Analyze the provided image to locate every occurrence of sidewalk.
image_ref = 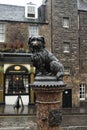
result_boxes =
[0,105,87,130]
[0,105,87,116]
[0,116,37,130]
[61,107,87,115]
[0,105,36,116]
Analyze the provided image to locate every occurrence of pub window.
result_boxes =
[80,84,85,101]
[0,23,5,42]
[63,17,69,28]
[29,25,39,37]
[5,75,29,94]
[63,42,70,53]
[5,65,30,95]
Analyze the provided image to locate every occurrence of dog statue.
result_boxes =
[28,36,64,80]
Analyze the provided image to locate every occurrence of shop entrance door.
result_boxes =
[62,89,72,108]
[4,65,30,105]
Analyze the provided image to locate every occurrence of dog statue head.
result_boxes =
[28,36,45,52]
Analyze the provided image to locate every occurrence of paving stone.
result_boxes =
[0,105,87,130]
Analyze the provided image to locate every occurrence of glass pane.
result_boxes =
[28,6,35,14]
[29,26,38,36]
[0,24,5,42]
[80,84,85,100]
[5,75,29,94]
[0,35,4,42]
[63,17,69,28]
[63,43,70,52]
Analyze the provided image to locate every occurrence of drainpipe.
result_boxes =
[51,0,53,53]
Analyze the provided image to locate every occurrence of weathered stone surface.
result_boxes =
[32,76,65,130]
[32,76,65,88]
[45,0,80,107]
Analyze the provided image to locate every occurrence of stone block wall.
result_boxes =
[45,0,80,107]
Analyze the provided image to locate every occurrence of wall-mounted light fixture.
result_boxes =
[14,66,21,71]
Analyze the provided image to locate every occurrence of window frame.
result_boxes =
[63,42,70,53]
[0,23,5,42]
[63,17,69,28]
[80,84,86,101]
[29,25,39,37]
[25,4,37,19]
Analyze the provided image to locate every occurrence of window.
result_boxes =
[5,65,30,95]
[0,23,5,42]
[29,25,39,36]
[64,67,70,75]
[80,84,85,100]
[63,42,70,53]
[27,6,35,17]
[5,75,28,94]
[25,3,37,19]
[63,17,69,28]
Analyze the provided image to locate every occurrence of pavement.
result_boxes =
[0,105,87,130]
[0,105,36,116]
[0,116,37,130]
[0,104,87,116]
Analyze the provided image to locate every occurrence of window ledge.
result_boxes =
[63,51,70,53]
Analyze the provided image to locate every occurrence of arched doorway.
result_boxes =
[4,64,30,105]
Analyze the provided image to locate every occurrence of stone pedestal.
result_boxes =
[32,76,65,130]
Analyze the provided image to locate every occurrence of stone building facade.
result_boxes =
[43,0,87,108]
[78,0,87,106]
[0,3,50,106]
[0,0,87,108]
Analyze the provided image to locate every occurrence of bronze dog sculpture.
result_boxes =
[28,36,64,80]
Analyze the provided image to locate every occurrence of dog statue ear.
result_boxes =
[28,37,32,45]
[40,37,45,44]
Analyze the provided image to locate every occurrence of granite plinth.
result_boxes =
[31,76,65,130]
[32,76,66,88]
